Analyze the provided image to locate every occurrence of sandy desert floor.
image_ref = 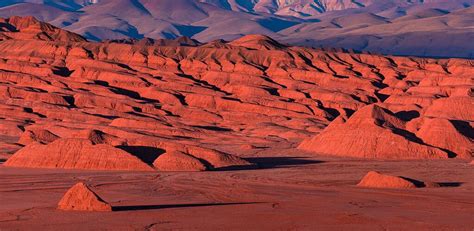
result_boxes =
[1,146,473,231]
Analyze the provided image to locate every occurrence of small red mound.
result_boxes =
[357,171,419,189]
[153,151,208,171]
[57,182,112,212]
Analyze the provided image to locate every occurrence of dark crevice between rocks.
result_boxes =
[117,146,166,165]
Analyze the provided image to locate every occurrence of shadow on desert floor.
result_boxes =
[214,157,324,171]
[112,202,265,211]
[436,182,463,187]
[398,176,464,188]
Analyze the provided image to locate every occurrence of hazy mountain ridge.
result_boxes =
[0,0,473,58]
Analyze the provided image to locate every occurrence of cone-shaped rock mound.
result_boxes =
[357,171,433,189]
[298,104,449,159]
[57,182,112,212]
[416,118,473,158]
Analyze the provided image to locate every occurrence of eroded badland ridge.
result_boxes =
[0,16,472,170]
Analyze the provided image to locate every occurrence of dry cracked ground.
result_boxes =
[0,16,473,230]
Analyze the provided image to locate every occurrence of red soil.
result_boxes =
[1,155,473,230]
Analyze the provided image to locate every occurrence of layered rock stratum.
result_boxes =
[0,16,472,171]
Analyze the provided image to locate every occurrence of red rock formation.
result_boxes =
[76,129,127,146]
[57,182,112,212]
[4,139,155,171]
[416,118,473,158]
[153,152,208,171]
[357,171,419,189]
[0,16,86,42]
[424,97,474,121]
[299,105,449,159]
[18,129,59,145]
[0,17,471,164]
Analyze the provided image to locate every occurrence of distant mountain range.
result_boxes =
[0,0,473,58]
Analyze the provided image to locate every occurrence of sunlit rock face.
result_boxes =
[0,16,472,172]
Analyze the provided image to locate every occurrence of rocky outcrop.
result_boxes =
[4,139,155,171]
[0,16,86,42]
[7,130,251,171]
[76,129,127,146]
[18,129,59,145]
[298,105,449,159]
[0,17,471,164]
[153,152,208,171]
[416,118,473,158]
